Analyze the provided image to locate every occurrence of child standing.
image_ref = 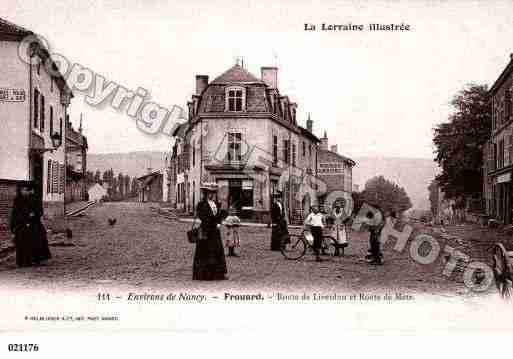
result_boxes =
[223,207,241,257]
[304,205,325,262]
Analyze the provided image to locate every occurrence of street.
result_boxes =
[0,202,502,297]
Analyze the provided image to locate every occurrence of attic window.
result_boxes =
[226,86,245,112]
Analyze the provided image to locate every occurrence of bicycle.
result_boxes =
[280,228,345,260]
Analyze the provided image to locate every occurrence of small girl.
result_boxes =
[223,207,241,257]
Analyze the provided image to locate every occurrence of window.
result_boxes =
[50,106,54,136]
[292,142,296,166]
[52,161,58,193]
[226,87,244,112]
[309,143,312,158]
[37,62,40,75]
[192,140,195,167]
[506,89,512,122]
[47,160,52,193]
[33,89,39,128]
[283,139,290,164]
[499,139,505,169]
[510,135,513,167]
[493,143,498,171]
[40,95,45,132]
[227,132,242,162]
[60,117,63,138]
[273,135,278,165]
[241,180,254,208]
[302,141,306,157]
[51,78,54,92]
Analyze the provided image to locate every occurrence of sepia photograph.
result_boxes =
[1,0,513,356]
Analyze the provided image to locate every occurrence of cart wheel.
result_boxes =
[492,243,513,299]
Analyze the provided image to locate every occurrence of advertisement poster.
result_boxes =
[1,0,513,357]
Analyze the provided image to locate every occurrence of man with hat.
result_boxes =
[270,189,289,251]
[192,182,228,280]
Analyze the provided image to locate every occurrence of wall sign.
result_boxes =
[318,162,345,175]
[0,88,26,102]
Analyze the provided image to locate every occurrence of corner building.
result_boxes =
[170,63,322,222]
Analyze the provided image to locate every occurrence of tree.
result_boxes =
[428,180,439,217]
[85,170,95,185]
[361,175,412,214]
[433,83,491,200]
[131,178,138,197]
[124,175,131,198]
[117,173,124,197]
[94,170,101,183]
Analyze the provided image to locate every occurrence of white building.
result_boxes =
[87,183,108,202]
[0,18,72,225]
[169,63,321,222]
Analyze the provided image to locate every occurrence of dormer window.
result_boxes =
[226,86,245,112]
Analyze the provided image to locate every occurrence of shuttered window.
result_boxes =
[47,160,52,193]
[59,164,65,194]
[33,89,39,128]
[52,161,59,193]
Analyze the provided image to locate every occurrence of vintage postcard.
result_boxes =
[1,0,513,356]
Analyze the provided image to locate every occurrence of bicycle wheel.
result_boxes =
[322,236,339,256]
[281,234,307,260]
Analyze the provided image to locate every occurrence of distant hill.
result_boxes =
[87,152,439,210]
[88,151,169,178]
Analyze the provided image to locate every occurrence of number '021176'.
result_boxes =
[8,344,39,352]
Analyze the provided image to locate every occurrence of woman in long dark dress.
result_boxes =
[31,190,51,265]
[9,182,40,267]
[192,183,228,280]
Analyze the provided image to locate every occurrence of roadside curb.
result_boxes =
[66,201,96,217]
[176,218,303,229]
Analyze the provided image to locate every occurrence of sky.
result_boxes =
[4,0,513,159]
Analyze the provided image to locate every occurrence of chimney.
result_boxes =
[320,131,329,151]
[331,145,338,153]
[261,67,278,89]
[195,75,209,96]
[306,113,313,132]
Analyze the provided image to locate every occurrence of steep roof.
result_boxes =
[0,17,31,38]
[489,55,513,96]
[319,149,356,166]
[211,64,264,84]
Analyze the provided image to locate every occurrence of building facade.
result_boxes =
[65,115,88,203]
[0,18,72,227]
[169,63,321,222]
[485,54,513,224]
[137,169,167,203]
[317,131,355,212]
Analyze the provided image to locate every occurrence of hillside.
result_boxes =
[87,152,439,210]
[88,151,169,178]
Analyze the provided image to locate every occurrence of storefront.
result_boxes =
[495,172,512,224]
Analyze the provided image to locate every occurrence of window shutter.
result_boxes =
[59,164,65,194]
[47,160,52,193]
[52,162,58,193]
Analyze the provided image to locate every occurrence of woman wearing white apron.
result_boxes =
[331,204,349,256]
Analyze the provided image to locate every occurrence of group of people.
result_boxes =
[9,182,51,268]
[271,190,351,262]
[192,183,395,281]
